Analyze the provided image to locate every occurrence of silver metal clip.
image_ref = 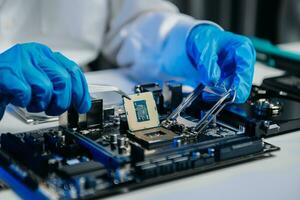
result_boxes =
[162,84,236,135]
[165,84,205,122]
[193,88,236,134]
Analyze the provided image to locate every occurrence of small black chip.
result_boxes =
[57,161,106,178]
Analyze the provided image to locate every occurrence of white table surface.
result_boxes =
[1,62,300,200]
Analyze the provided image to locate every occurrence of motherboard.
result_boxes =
[0,82,280,199]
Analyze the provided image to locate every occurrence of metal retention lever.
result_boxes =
[162,84,236,135]
[165,84,205,122]
[193,89,236,134]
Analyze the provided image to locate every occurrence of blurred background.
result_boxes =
[167,0,300,44]
[90,0,300,71]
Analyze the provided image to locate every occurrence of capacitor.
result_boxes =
[208,148,215,157]
[124,138,129,147]
[110,134,118,146]
[117,137,125,147]
[253,98,282,116]
[191,151,201,160]
[173,139,182,147]
[118,147,127,154]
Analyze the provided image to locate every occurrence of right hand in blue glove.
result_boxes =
[186,24,256,103]
[0,43,91,118]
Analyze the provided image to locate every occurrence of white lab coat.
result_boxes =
[0,0,217,82]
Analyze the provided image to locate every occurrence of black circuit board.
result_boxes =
[0,83,283,199]
[0,124,279,199]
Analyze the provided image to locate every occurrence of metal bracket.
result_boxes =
[162,84,236,136]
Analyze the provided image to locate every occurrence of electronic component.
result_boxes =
[123,92,159,131]
[128,127,180,148]
[57,160,106,178]
[162,84,235,135]
[262,75,300,101]
[163,80,183,110]
[59,99,103,129]
[0,82,283,200]
[81,99,103,129]
[66,129,130,169]
[253,98,282,116]
[221,85,300,137]
[0,150,38,189]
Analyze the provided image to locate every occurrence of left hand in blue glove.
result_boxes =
[0,43,91,117]
[186,24,256,103]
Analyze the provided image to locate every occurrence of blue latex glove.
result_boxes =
[0,43,91,118]
[186,24,256,103]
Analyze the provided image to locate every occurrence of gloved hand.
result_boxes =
[186,24,256,103]
[0,42,91,118]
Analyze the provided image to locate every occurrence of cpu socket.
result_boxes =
[128,127,180,148]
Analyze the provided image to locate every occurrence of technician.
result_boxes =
[0,0,255,119]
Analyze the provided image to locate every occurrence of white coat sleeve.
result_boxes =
[102,0,220,82]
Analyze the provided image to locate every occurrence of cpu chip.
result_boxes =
[134,100,150,122]
[123,92,159,131]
